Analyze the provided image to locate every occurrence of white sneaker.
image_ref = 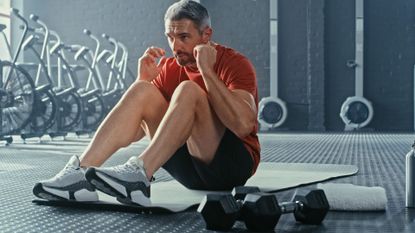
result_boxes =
[33,155,98,202]
[85,156,151,206]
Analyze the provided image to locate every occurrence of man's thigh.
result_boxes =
[185,84,226,164]
[132,82,169,141]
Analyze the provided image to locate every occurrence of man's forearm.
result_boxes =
[201,70,256,137]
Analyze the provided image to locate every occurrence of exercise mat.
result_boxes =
[33,162,358,213]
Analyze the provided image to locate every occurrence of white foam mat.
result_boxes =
[98,162,358,212]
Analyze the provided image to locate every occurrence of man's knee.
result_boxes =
[123,80,165,105]
[171,81,205,103]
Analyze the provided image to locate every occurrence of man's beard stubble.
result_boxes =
[175,52,196,66]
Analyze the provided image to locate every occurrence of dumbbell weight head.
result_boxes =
[293,189,329,224]
[233,187,283,231]
[241,193,281,232]
[232,186,261,202]
[197,194,240,231]
[198,186,276,231]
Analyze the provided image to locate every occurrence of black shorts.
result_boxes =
[162,129,254,191]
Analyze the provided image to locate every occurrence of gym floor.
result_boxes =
[1,132,415,233]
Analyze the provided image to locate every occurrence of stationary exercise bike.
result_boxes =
[0,23,35,144]
[11,9,58,140]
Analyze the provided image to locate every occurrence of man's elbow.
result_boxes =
[234,115,256,138]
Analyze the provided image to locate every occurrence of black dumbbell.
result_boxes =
[197,186,330,231]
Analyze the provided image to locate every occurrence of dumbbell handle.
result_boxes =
[237,197,304,215]
[279,201,304,213]
[236,194,304,214]
[235,199,244,208]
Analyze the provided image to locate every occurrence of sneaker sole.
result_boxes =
[33,183,98,202]
[85,168,151,206]
[33,183,68,201]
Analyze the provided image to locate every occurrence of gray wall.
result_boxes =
[11,0,269,102]
[10,0,415,131]
[203,0,269,102]
[12,0,177,73]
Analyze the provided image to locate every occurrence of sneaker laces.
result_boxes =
[112,162,140,174]
[113,157,155,182]
[53,162,80,181]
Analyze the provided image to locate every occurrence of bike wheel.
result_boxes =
[1,61,35,135]
[57,90,83,131]
[83,92,105,130]
[31,88,57,131]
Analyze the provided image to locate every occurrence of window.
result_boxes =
[0,0,11,60]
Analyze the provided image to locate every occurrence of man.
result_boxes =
[33,0,260,206]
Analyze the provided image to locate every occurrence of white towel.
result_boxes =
[316,183,387,211]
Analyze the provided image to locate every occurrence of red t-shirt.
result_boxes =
[152,44,260,174]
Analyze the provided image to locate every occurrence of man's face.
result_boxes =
[165,19,209,67]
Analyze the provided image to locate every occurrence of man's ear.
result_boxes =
[202,27,213,43]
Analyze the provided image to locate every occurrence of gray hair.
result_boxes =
[164,0,211,32]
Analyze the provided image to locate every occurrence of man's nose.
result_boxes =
[171,39,180,53]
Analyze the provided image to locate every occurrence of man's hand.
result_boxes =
[138,46,167,82]
[193,43,217,75]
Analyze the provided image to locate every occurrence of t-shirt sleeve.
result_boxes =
[223,55,257,95]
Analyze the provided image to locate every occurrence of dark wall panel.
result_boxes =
[324,0,415,131]
[365,0,415,131]
[324,0,355,130]
[279,0,309,130]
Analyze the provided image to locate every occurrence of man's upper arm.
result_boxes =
[225,55,258,115]
[225,55,257,92]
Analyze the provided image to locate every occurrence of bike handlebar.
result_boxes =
[10,8,29,63]
[30,14,49,33]
[11,8,28,26]
[83,29,101,68]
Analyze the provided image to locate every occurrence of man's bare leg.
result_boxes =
[139,81,226,178]
[79,81,168,167]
